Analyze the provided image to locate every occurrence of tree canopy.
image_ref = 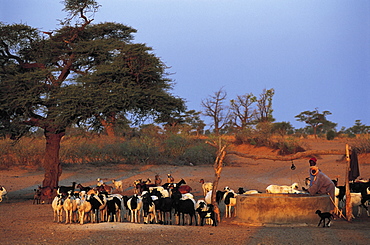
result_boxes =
[0,0,185,188]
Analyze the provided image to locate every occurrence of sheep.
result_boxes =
[199,179,213,196]
[266,183,299,194]
[112,179,123,192]
[0,186,8,202]
[63,191,78,224]
[127,194,143,223]
[52,194,64,223]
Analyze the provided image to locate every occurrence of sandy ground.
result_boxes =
[0,138,369,245]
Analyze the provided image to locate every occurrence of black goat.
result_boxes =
[87,193,107,223]
[142,191,157,224]
[106,196,122,222]
[171,188,197,226]
[196,202,217,226]
[315,210,333,227]
[57,182,76,196]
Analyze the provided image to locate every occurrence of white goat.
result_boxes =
[0,186,8,202]
[52,194,64,223]
[266,183,299,194]
[127,194,143,223]
[63,191,78,224]
[341,193,370,218]
[77,193,92,225]
[199,179,213,196]
[112,179,123,192]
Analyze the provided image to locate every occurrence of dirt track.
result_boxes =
[1,139,369,244]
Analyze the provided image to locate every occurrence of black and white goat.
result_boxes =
[141,191,158,224]
[87,193,107,223]
[52,194,64,223]
[127,194,143,223]
[196,201,217,226]
[106,194,123,222]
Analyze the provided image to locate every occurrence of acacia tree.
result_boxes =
[229,93,257,129]
[202,88,230,135]
[0,0,184,189]
[295,108,333,138]
[255,88,275,123]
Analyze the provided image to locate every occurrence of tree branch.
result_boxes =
[227,149,345,161]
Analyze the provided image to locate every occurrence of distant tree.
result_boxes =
[273,121,294,136]
[345,120,370,135]
[255,88,275,123]
[229,93,257,129]
[202,88,230,135]
[295,108,333,138]
[0,0,184,189]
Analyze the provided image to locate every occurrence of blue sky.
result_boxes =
[1,0,369,130]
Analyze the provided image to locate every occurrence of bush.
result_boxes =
[326,130,336,140]
[273,138,306,155]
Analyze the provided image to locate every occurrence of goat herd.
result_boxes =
[2,174,369,227]
[35,174,248,226]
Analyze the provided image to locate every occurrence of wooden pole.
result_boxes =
[345,143,352,221]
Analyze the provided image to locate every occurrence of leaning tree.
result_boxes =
[0,0,185,189]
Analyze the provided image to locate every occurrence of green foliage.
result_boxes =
[181,143,216,165]
[326,130,336,140]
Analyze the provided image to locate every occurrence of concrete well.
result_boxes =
[235,193,332,225]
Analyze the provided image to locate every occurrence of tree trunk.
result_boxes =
[345,144,352,221]
[100,118,116,138]
[42,129,65,189]
[209,143,227,223]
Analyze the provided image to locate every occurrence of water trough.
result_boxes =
[235,193,332,226]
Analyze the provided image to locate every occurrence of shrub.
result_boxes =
[326,130,336,140]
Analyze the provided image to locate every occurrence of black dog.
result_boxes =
[315,210,333,227]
